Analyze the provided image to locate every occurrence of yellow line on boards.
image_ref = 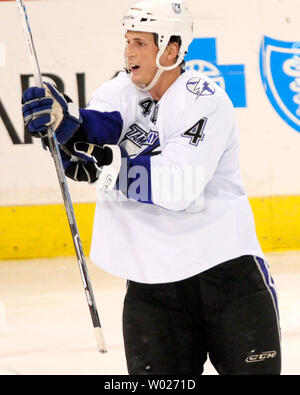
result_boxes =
[249,195,300,252]
[0,196,299,259]
[0,203,95,259]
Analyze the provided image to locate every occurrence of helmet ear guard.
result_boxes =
[122,0,194,91]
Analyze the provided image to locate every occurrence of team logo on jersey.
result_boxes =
[171,3,181,14]
[124,124,159,147]
[186,77,215,99]
[260,36,300,133]
[120,124,161,158]
[124,124,148,147]
[184,38,247,108]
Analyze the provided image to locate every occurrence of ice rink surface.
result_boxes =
[0,250,299,376]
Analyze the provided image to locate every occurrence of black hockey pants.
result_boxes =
[122,255,281,375]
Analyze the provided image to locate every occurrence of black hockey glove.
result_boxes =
[64,142,121,191]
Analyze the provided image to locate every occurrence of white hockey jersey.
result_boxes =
[86,70,265,284]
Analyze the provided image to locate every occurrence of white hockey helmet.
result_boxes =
[122,0,194,91]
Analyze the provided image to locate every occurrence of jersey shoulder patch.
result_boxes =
[186,76,216,99]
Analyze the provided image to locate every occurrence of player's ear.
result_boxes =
[166,41,180,63]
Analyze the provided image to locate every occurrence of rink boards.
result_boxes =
[0,0,299,258]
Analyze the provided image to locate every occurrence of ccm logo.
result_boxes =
[246,351,277,363]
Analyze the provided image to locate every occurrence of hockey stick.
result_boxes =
[16,0,107,353]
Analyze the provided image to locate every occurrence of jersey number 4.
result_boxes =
[182,117,207,146]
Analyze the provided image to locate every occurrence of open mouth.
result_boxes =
[130,65,141,73]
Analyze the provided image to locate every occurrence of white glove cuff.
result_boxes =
[96,145,121,192]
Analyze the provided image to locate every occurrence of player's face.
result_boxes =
[124,31,159,87]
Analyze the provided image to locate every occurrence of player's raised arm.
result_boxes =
[21,80,124,189]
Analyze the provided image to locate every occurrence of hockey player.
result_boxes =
[21,0,281,375]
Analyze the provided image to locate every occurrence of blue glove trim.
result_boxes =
[55,116,81,144]
[22,98,53,122]
[27,114,51,133]
[22,87,45,103]
[21,83,82,144]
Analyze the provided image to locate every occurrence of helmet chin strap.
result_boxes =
[132,49,184,92]
[136,67,164,92]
